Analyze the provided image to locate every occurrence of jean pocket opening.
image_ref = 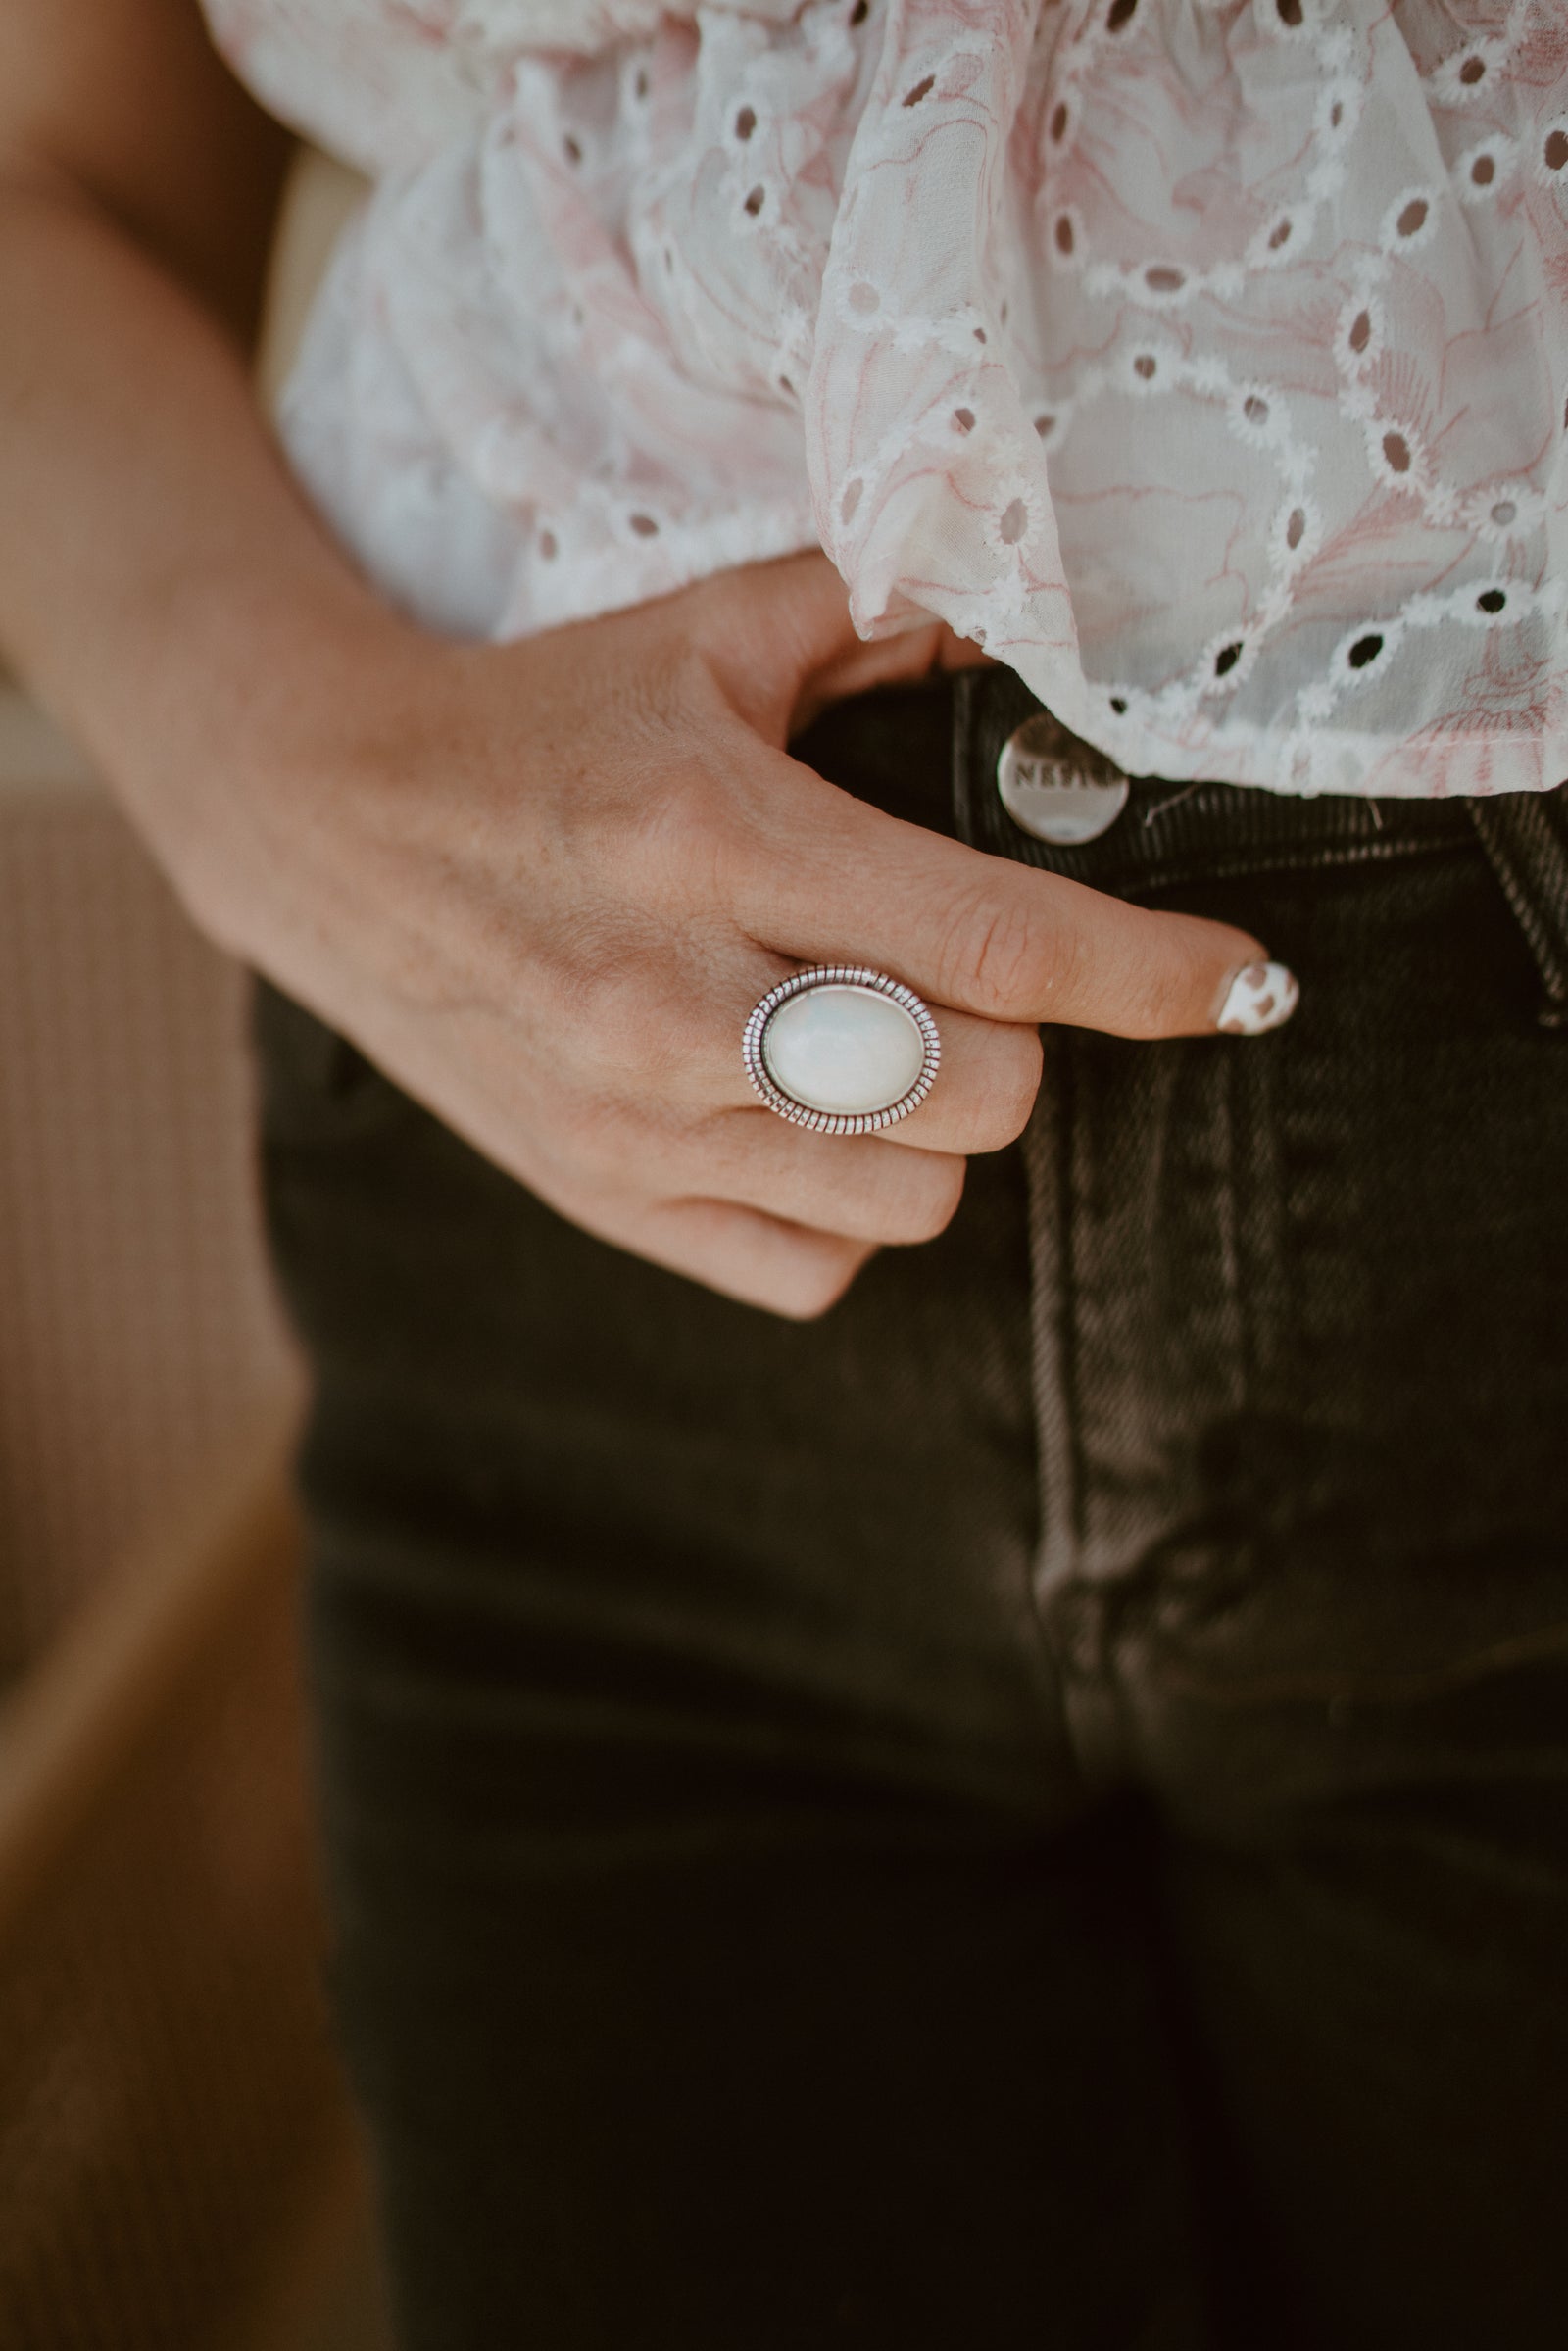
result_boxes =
[1467,792,1568,1030]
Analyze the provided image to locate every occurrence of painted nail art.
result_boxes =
[1214,960,1299,1035]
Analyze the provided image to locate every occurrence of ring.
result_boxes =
[742,965,941,1134]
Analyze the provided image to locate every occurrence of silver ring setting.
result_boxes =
[742,965,941,1135]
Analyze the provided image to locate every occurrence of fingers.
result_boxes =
[562,1125,952,1317]
[729,750,1298,1043]
[625,1196,876,1320]
[875,1008,1042,1154]
[693,553,985,744]
[382,1015,882,1319]
[697,948,1041,1157]
[690,1112,968,1246]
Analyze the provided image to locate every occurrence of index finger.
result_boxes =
[732,751,1298,1041]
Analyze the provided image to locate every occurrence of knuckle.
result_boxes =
[938,886,1044,1016]
[614,758,732,906]
[555,947,691,1086]
[903,1157,966,1242]
[939,885,1083,1020]
[612,976,692,1084]
[560,1091,643,1187]
[867,1157,965,1246]
[983,1029,1044,1144]
[777,1243,869,1320]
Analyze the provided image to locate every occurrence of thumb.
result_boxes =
[695,551,986,743]
[792,605,993,736]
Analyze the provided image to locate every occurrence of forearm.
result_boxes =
[0,172,409,928]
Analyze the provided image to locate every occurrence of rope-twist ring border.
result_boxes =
[742,965,941,1135]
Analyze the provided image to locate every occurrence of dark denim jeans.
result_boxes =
[255,670,1568,2351]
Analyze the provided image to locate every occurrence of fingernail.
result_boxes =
[1214,960,1299,1036]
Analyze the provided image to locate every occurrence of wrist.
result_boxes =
[111,559,446,957]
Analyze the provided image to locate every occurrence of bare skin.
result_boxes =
[0,0,1287,1317]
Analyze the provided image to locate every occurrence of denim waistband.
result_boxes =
[792,668,1568,1026]
[955,669,1568,1027]
[956,668,1475,885]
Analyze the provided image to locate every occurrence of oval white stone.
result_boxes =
[761,984,927,1116]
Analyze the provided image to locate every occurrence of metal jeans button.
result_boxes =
[996,712,1130,845]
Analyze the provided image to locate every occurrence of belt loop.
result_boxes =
[950,669,988,851]
[1467,790,1568,1028]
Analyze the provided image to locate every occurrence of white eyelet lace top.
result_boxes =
[206,0,1568,797]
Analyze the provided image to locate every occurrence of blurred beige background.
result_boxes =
[0,149,393,2350]
[0,146,364,1661]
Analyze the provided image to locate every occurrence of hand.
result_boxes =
[201,554,1290,1318]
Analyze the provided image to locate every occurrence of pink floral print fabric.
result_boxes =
[207,0,1568,795]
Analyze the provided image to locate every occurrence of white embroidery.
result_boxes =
[203,0,1568,798]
